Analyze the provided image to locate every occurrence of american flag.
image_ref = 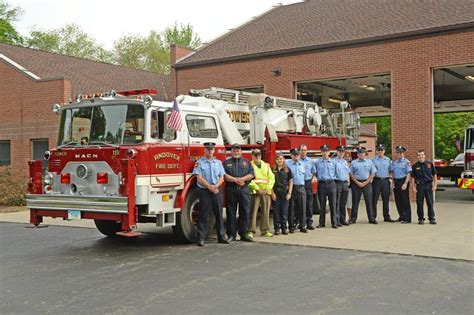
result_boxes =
[166,99,183,131]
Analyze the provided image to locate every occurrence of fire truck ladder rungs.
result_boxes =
[189,87,319,111]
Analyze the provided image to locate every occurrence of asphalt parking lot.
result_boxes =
[1,222,473,315]
[0,179,472,314]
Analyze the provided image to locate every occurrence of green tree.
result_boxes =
[113,23,200,74]
[114,31,169,74]
[27,24,113,63]
[162,22,201,49]
[0,1,24,45]
[434,112,474,161]
[113,34,147,70]
[362,112,474,160]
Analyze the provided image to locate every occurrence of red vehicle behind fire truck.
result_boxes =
[26,88,360,242]
[458,125,474,192]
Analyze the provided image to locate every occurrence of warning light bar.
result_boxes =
[116,89,158,96]
[75,89,158,102]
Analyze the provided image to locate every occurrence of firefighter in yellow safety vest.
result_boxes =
[247,148,275,238]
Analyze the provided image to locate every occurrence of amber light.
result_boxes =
[60,173,71,184]
[97,172,108,184]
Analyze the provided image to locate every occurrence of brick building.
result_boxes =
[171,0,474,161]
[0,43,169,173]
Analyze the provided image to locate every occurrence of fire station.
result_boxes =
[170,0,474,161]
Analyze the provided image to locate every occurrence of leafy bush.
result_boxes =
[0,166,27,206]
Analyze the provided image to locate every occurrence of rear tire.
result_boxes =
[94,220,122,237]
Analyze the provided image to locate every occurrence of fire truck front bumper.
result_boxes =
[26,194,129,214]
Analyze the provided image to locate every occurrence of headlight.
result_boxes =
[43,172,53,185]
[76,164,89,179]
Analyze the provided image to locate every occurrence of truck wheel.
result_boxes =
[94,220,122,237]
[173,188,215,243]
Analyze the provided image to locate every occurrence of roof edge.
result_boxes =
[177,2,287,64]
[0,53,41,80]
[0,43,168,78]
[175,21,474,69]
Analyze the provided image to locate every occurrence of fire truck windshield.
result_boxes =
[58,104,145,146]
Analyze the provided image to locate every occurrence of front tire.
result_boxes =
[94,220,122,237]
[173,188,215,243]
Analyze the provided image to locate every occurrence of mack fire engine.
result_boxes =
[26,87,360,242]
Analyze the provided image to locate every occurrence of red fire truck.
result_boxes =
[26,87,360,242]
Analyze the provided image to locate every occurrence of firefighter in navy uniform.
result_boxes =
[192,142,229,247]
[271,152,293,235]
[411,150,438,225]
[223,143,255,242]
[391,145,412,223]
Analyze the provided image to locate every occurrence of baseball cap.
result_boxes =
[320,144,330,151]
[396,145,406,153]
[203,142,216,149]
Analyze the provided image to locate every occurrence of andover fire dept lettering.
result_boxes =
[75,153,98,159]
[155,164,179,169]
[153,152,180,161]
[154,152,180,170]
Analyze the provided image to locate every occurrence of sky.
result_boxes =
[11,0,302,49]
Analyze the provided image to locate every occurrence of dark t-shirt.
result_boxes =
[273,167,293,196]
[411,160,436,184]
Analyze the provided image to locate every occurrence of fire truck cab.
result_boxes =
[26,88,360,242]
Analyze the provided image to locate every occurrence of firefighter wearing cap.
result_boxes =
[299,144,317,229]
[286,148,308,233]
[349,147,377,224]
[332,145,351,226]
[371,144,395,222]
[223,144,255,242]
[411,150,437,225]
[192,142,229,246]
[248,149,275,238]
[315,144,338,228]
[391,145,412,223]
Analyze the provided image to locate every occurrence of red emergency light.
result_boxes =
[60,173,71,184]
[116,89,158,96]
[96,172,109,184]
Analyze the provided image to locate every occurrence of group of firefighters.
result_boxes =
[192,142,438,247]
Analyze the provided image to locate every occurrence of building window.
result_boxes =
[0,140,11,166]
[32,139,49,171]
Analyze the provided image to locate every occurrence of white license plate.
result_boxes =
[68,210,81,220]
